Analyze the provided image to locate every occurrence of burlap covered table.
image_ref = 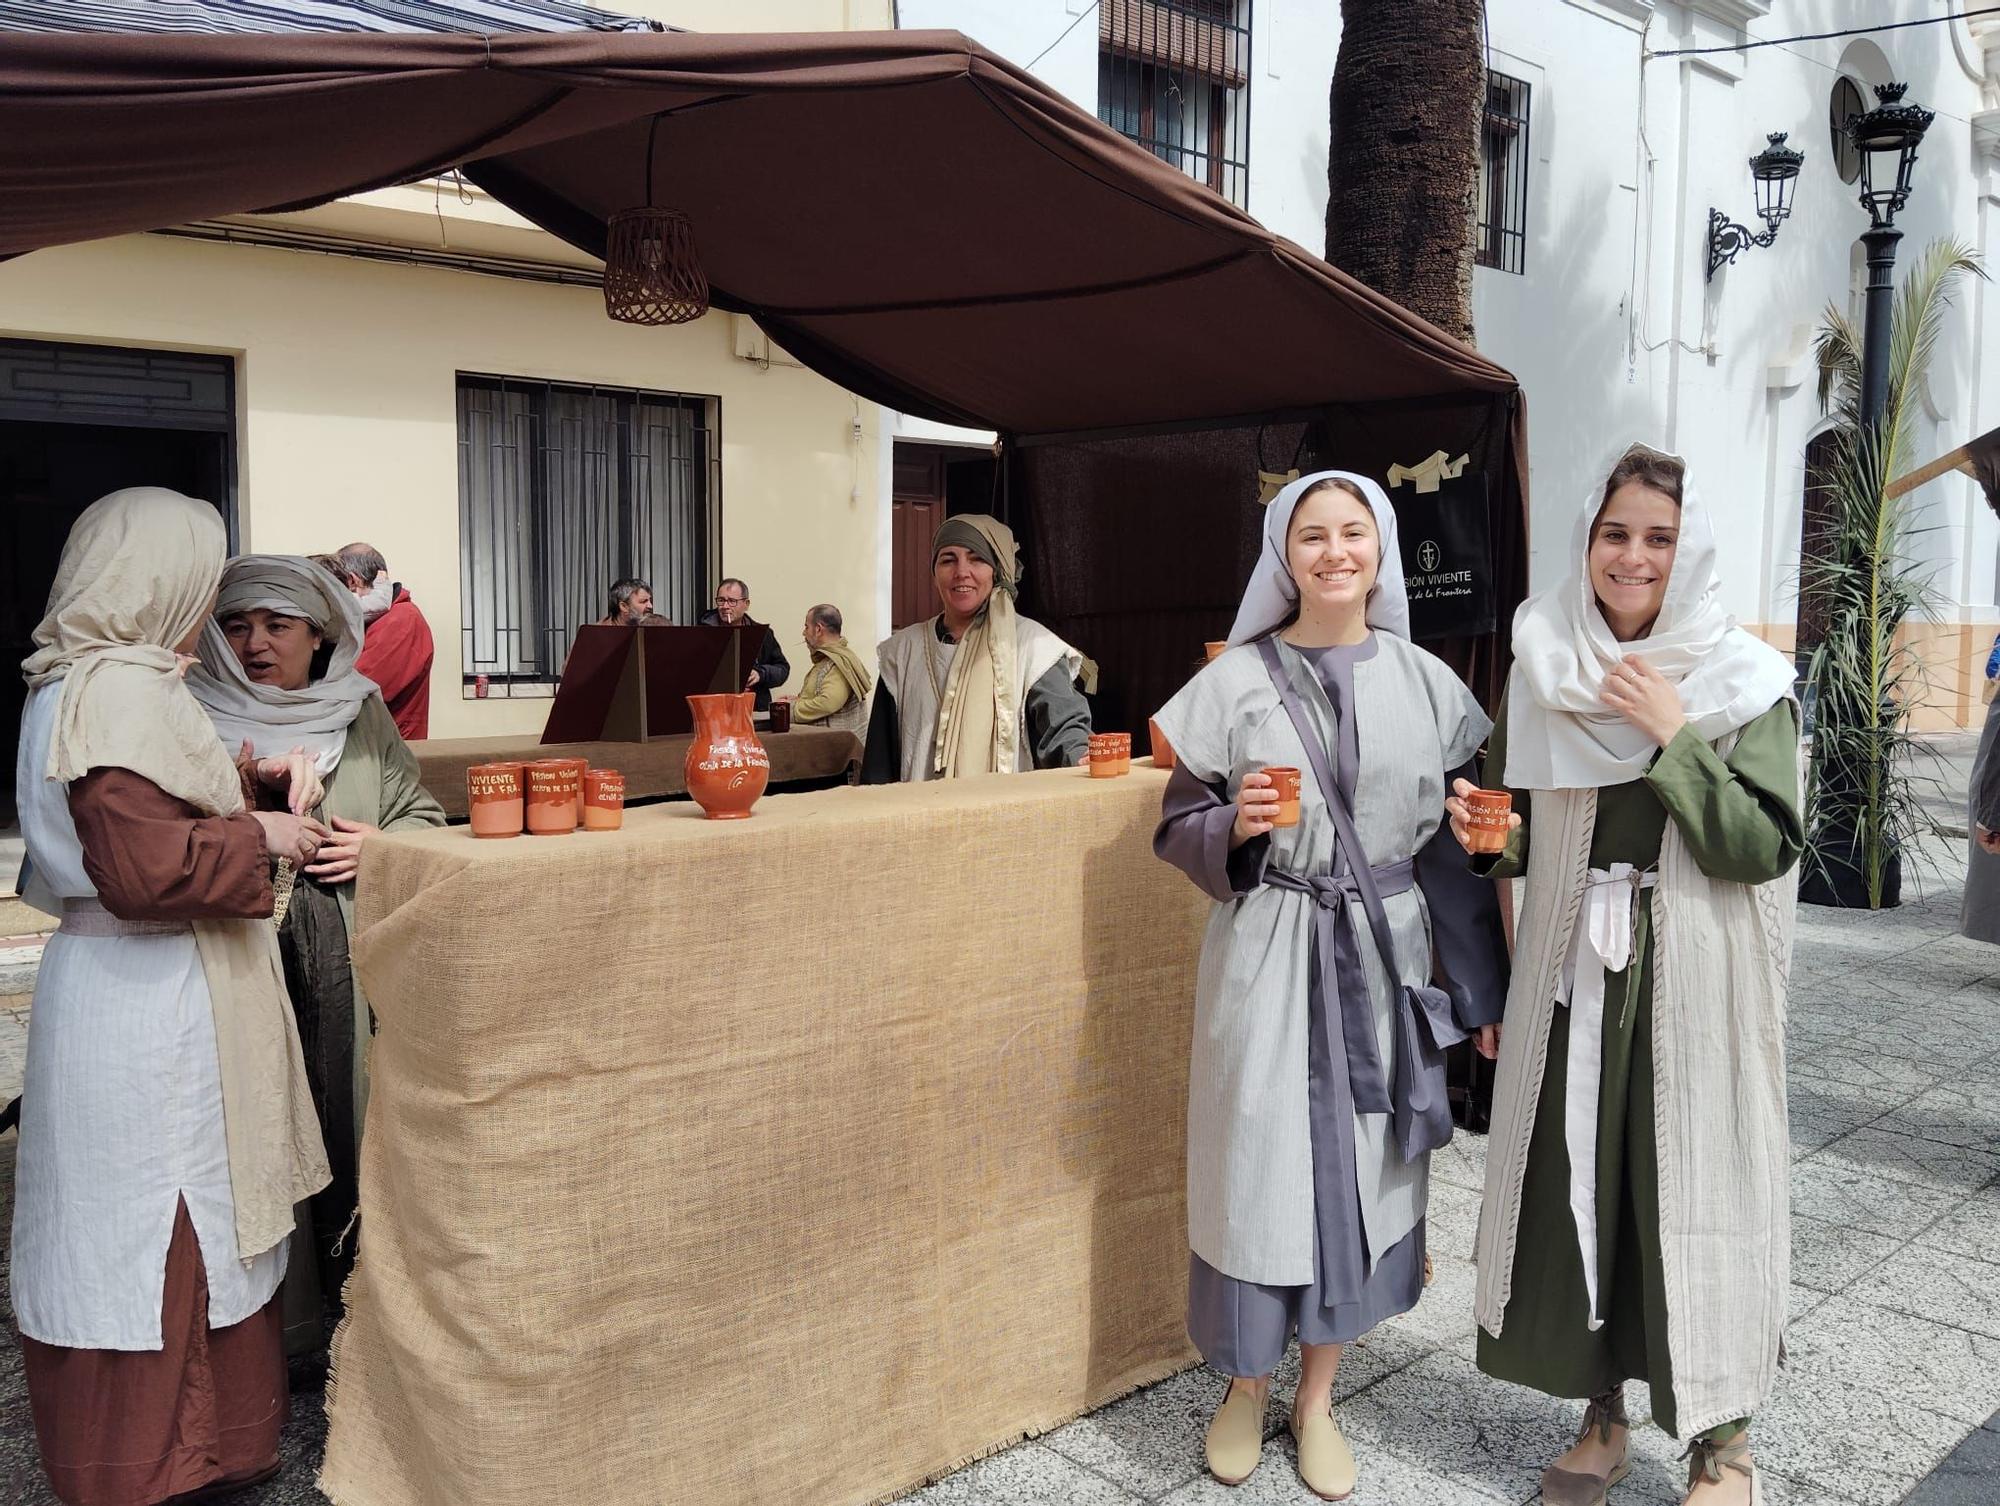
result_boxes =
[410,726,863,818]
[323,764,1205,1506]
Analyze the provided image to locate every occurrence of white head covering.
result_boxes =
[1504,442,1797,790]
[1226,469,1411,645]
[187,554,378,779]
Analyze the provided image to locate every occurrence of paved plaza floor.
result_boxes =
[0,741,1994,1506]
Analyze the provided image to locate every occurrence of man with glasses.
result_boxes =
[698,577,790,713]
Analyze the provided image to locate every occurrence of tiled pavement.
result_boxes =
[0,744,1996,1506]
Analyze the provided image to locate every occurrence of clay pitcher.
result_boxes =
[685,692,770,819]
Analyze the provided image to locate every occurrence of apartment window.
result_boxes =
[456,374,719,694]
[1476,70,1531,276]
[1097,0,1252,209]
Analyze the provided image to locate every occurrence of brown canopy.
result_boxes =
[0,26,1528,722]
[0,28,1518,439]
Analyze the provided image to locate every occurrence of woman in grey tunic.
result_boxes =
[1151,472,1508,1498]
[1961,686,2000,942]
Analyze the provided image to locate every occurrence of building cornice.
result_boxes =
[1687,0,1771,27]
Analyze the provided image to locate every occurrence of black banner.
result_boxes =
[1389,472,1495,640]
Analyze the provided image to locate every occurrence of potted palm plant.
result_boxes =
[1800,240,1983,908]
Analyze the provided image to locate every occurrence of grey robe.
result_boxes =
[1963,690,2000,943]
[1151,634,1506,1287]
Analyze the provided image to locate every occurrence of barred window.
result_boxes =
[456,374,719,695]
[1097,0,1252,209]
[1476,69,1531,276]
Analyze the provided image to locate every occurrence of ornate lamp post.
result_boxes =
[1846,83,1936,428]
[1705,132,1805,280]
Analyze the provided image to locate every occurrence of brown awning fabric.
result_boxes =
[0,28,1517,440]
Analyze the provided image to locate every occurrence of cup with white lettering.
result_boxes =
[1465,789,1514,854]
[1259,766,1301,828]
[467,762,524,839]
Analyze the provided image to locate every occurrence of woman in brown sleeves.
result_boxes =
[13,488,331,1506]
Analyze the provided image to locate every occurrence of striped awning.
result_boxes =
[0,0,662,34]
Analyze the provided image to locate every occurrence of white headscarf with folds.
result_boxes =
[1504,442,1796,790]
[188,555,378,779]
[1226,470,1412,645]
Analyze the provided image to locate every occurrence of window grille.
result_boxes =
[1476,69,1531,276]
[456,373,719,694]
[1097,0,1252,209]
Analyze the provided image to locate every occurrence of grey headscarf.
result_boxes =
[188,554,378,777]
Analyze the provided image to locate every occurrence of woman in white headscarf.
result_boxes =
[861,514,1091,782]
[1452,444,1800,1506]
[1151,472,1508,1499]
[14,489,330,1506]
[188,554,445,1356]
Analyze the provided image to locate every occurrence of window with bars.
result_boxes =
[456,373,720,695]
[1097,0,1252,209]
[1476,69,1531,276]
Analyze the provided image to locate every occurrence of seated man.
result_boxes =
[600,578,654,627]
[697,577,789,712]
[791,604,872,738]
[862,515,1090,783]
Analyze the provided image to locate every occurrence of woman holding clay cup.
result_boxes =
[1459,443,1802,1506]
[1151,471,1509,1499]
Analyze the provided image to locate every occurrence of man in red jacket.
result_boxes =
[334,542,435,741]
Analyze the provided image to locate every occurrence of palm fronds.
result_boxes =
[1803,239,1985,907]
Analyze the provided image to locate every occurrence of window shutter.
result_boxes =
[1099,0,1247,89]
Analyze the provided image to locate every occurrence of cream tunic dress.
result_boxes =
[12,682,285,1349]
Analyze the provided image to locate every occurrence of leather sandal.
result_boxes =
[1289,1401,1357,1501]
[1681,1431,1761,1506]
[1203,1380,1266,1486]
[1540,1389,1631,1505]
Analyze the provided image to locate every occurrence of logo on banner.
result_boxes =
[1418,539,1441,572]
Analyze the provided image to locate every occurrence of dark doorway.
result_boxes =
[2,421,230,824]
[890,441,996,630]
[1796,428,1842,668]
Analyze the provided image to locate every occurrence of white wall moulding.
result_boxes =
[1687,0,1771,29]
[1559,0,1653,29]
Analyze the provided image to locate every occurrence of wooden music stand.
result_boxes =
[541,624,759,743]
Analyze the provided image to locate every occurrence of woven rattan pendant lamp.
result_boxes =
[603,115,709,326]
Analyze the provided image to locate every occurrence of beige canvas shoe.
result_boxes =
[1289,1403,1357,1501]
[1541,1390,1632,1505]
[1203,1381,1266,1486]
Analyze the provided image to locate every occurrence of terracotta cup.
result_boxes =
[558,756,589,827]
[1148,717,1176,770]
[1087,732,1131,778]
[1465,789,1515,854]
[1204,640,1229,663]
[583,769,625,831]
[768,698,793,734]
[1261,766,1302,828]
[466,762,524,839]
[525,759,582,835]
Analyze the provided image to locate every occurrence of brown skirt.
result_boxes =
[20,1198,288,1506]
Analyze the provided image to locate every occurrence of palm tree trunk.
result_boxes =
[1325,0,1485,346]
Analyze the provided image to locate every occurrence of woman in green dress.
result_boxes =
[1449,445,1801,1506]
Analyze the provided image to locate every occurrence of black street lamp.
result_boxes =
[1846,83,1936,428]
[1706,132,1805,280]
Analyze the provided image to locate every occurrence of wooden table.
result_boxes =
[409,725,862,818]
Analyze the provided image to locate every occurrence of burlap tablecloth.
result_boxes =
[410,726,863,818]
[323,764,1204,1506]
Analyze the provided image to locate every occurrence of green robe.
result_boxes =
[1473,695,1802,1437]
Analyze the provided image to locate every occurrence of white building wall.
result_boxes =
[911,0,1999,717]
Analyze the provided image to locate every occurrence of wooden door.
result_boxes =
[892,445,947,630]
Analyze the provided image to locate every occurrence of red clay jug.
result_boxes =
[684,692,770,819]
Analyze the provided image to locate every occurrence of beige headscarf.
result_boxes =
[809,634,875,703]
[931,515,1028,778]
[23,489,330,1264]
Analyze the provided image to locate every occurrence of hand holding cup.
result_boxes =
[1446,776,1520,856]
